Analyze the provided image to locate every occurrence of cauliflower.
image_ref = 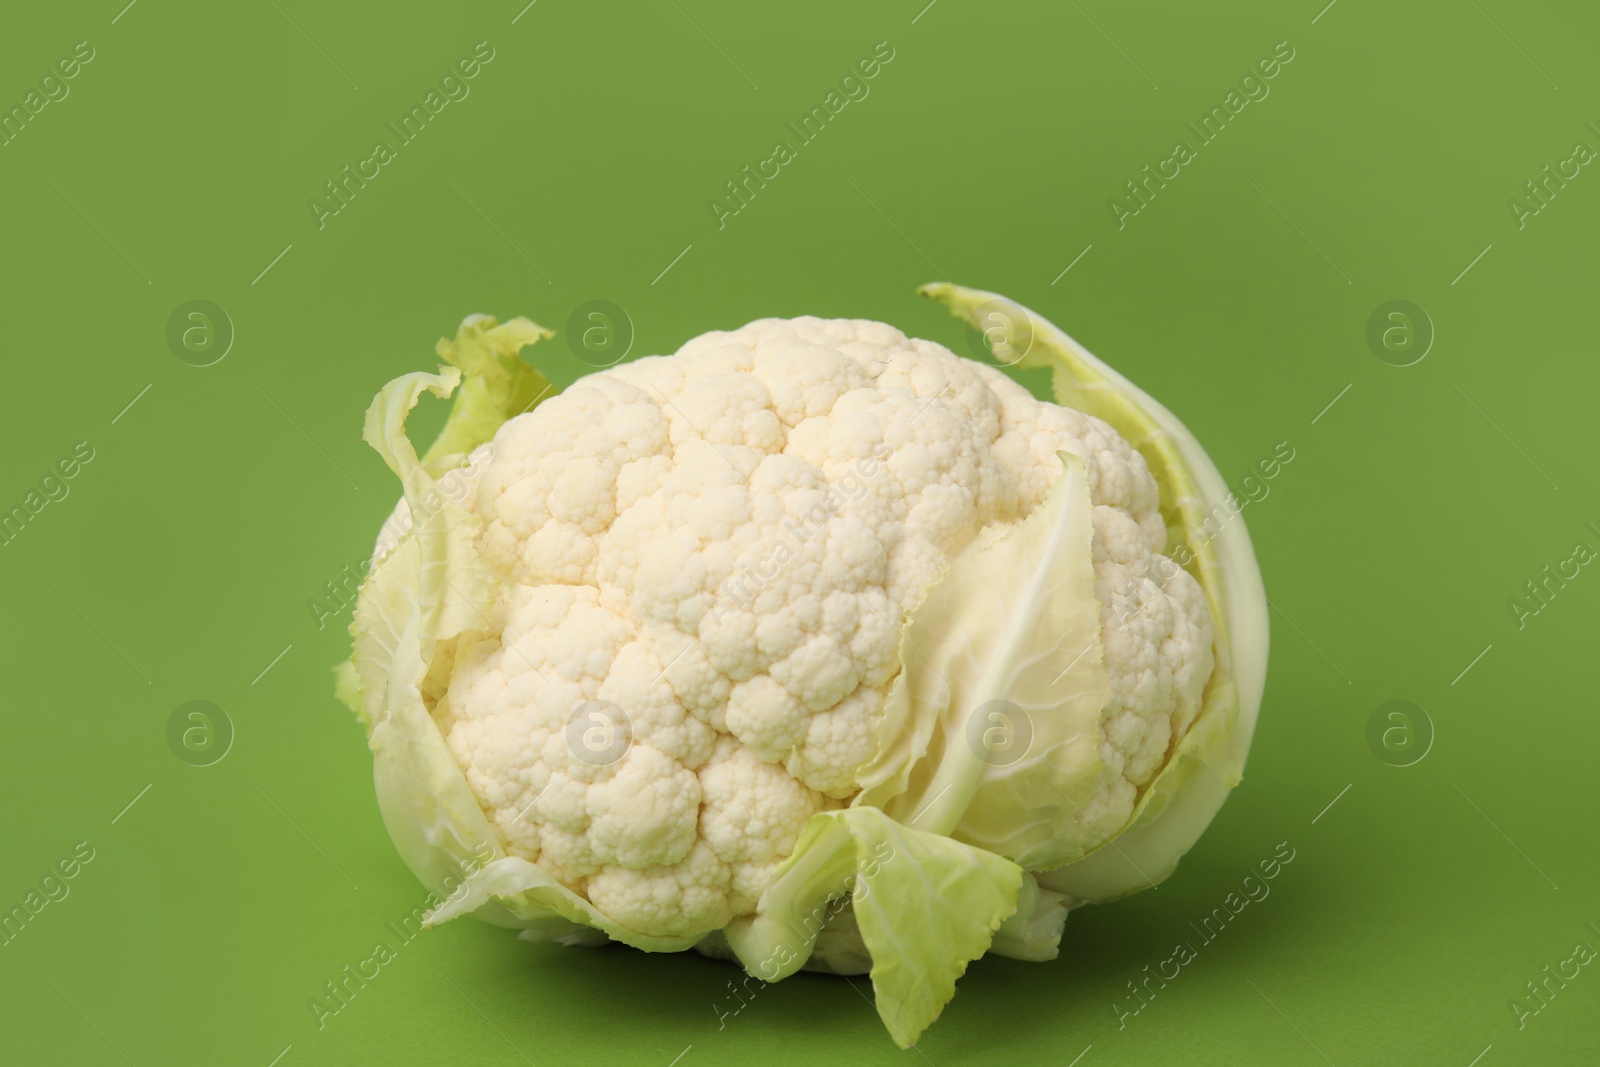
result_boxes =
[340,285,1268,1048]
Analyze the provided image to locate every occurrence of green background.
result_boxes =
[2,0,1596,1063]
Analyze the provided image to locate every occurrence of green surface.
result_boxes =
[2,0,1597,1063]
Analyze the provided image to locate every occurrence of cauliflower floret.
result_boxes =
[432,317,1214,940]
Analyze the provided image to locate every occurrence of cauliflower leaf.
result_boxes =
[722,806,1024,1049]
[920,283,1269,901]
[854,451,1119,871]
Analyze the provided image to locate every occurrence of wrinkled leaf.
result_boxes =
[722,806,1024,1049]
[855,452,1117,871]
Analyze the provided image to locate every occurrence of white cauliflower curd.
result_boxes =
[340,284,1268,1048]
[426,315,1210,937]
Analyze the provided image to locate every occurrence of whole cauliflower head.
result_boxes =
[411,315,1214,939]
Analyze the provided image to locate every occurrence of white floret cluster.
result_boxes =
[426,316,1213,938]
